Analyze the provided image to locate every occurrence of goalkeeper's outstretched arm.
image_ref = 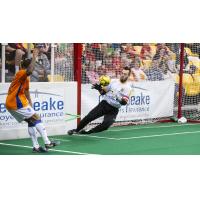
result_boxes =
[91,83,108,95]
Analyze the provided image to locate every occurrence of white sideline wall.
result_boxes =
[0,79,175,140]
[0,82,77,140]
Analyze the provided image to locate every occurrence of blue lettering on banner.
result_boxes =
[128,92,150,105]
[0,115,14,121]
[0,103,6,113]
[33,98,64,111]
[57,101,64,110]
[34,102,40,111]
[118,92,151,114]
[50,98,56,110]
[41,101,48,110]
[0,98,64,113]
[0,97,65,123]
[0,90,65,128]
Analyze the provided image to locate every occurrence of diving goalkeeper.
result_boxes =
[68,66,132,135]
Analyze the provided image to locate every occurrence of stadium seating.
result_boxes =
[47,74,64,82]
[182,74,199,96]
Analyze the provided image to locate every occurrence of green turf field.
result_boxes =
[1,122,200,155]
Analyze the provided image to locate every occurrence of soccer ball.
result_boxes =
[99,75,111,86]
[178,117,187,124]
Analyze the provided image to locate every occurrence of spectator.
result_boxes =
[158,53,177,80]
[5,43,27,74]
[166,43,180,67]
[183,49,189,68]
[34,43,50,55]
[153,43,168,60]
[140,43,152,60]
[111,43,121,50]
[145,59,164,81]
[123,43,136,55]
[156,43,168,52]
[165,51,178,74]
[30,44,51,82]
[130,56,147,82]
[121,52,131,67]
[112,50,121,68]
[85,46,96,68]
[91,43,101,60]
[104,55,113,68]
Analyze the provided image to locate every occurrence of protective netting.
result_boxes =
[54,43,74,81]
[2,43,74,82]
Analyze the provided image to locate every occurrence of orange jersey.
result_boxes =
[6,69,30,110]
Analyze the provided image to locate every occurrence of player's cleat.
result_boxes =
[45,141,59,149]
[67,129,78,135]
[32,146,48,153]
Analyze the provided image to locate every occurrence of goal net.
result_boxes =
[80,43,200,128]
[179,43,200,122]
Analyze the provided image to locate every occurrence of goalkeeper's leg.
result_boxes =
[76,101,106,132]
[68,101,107,135]
[85,113,118,134]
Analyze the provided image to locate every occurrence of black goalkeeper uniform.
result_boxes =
[77,100,119,133]
[75,79,131,134]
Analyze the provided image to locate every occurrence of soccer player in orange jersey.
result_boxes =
[6,49,58,153]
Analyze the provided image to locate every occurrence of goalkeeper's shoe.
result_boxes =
[32,146,48,153]
[79,130,92,135]
[45,141,59,149]
[68,129,78,135]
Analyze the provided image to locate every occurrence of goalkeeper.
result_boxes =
[68,67,132,135]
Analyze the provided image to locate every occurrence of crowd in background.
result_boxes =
[0,43,200,85]
[0,43,74,82]
[82,43,200,83]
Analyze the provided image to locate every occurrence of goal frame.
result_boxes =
[74,43,200,126]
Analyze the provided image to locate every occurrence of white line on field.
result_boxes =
[115,130,200,140]
[0,142,97,155]
[109,123,200,132]
[73,134,119,140]
[50,138,70,142]
[74,130,200,141]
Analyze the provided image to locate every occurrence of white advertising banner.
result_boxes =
[82,79,175,122]
[0,82,77,140]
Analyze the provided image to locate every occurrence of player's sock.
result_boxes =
[28,127,40,148]
[15,66,19,73]
[35,120,51,145]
